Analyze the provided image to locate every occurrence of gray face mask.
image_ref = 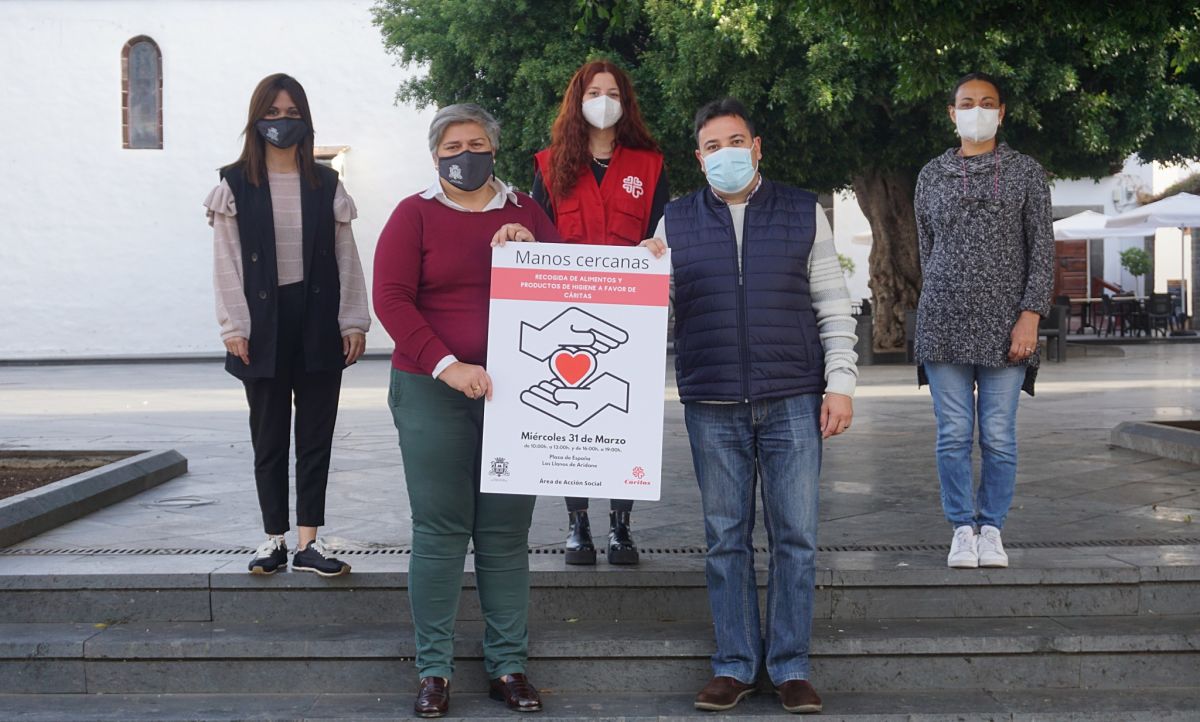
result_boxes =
[438,150,494,191]
[255,118,307,149]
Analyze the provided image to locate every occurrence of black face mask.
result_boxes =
[438,150,494,191]
[255,118,307,149]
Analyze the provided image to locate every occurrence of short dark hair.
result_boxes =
[950,72,1005,105]
[693,97,756,143]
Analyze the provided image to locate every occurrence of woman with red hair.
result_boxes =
[531,60,669,567]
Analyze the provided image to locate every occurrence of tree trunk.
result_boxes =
[852,168,923,351]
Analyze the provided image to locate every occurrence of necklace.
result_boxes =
[958,148,1003,213]
[591,155,610,169]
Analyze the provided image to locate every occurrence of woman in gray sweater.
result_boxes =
[913,72,1054,570]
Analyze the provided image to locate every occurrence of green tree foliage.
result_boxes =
[1119,247,1152,279]
[372,0,651,187]
[838,253,856,276]
[1120,246,1152,296]
[374,0,1200,348]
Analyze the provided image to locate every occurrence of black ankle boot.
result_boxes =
[564,510,597,565]
[607,510,639,565]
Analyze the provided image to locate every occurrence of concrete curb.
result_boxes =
[1111,421,1200,465]
[0,450,187,547]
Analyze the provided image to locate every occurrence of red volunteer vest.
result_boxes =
[534,145,663,246]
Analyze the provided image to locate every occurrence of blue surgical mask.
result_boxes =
[703,146,757,194]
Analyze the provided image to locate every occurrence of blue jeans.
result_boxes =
[924,363,1025,530]
[684,394,822,685]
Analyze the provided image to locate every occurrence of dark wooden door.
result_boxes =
[1054,240,1087,299]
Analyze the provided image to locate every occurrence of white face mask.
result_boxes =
[582,95,623,130]
[954,106,1001,143]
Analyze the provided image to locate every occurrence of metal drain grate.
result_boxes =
[820,536,1200,552]
[0,547,409,556]
[1,537,1198,556]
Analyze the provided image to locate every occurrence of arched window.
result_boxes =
[122,36,162,149]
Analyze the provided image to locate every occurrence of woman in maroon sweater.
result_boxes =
[373,103,559,718]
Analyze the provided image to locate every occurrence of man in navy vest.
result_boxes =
[642,98,858,714]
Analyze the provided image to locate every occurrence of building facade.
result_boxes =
[1,0,435,360]
[3,1,1196,360]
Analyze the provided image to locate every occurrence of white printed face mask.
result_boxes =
[582,95,623,130]
[954,106,1001,143]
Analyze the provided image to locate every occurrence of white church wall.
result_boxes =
[0,0,434,360]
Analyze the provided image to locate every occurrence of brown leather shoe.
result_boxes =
[777,679,823,714]
[694,675,756,711]
[413,676,449,718]
[488,672,543,712]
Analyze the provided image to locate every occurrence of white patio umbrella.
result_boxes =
[1106,192,1200,319]
[1106,192,1200,228]
[1054,210,1157,240]
[1052,210,1157,300]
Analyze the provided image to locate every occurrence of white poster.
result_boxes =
[480,243,671,500]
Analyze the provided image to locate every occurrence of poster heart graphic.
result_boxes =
[550,349,596,387]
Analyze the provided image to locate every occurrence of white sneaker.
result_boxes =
[977,525,1009,568]
[947,525,978,568]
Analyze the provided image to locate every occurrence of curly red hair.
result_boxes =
[546,60,659,202]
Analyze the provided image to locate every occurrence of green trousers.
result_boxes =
[388,369,536,680]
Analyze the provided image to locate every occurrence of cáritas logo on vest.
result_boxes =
[622,175,644,198]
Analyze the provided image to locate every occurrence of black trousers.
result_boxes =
[243,283,343,534]
[565,497,634,513]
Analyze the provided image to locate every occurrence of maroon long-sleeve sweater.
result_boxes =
[373,192,560,375]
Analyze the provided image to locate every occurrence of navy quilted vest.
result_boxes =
[666,179,825,402]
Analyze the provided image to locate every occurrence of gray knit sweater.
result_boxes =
[913,143,1055,391]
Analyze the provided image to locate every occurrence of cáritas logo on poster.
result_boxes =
[624,465,650,486]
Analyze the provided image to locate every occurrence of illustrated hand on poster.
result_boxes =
[520,373,630,428]
[517,307,632,428]
[519,307,629,361]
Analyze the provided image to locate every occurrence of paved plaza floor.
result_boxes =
[1,343,1198,556]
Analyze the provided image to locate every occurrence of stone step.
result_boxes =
[1,689,1199,721]
[2,548,1195,623]
[3,616,1197,695]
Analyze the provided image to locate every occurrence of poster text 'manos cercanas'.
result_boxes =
[514,249,652,271]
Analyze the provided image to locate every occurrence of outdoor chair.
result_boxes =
[1053,294,1074,333]
[1147,293,1173,337]
[1095,294,1117,336]
[1038,303,1069,362]
[1116,296,1147,336]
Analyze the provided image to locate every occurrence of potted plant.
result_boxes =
[1119,246,1152,297]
